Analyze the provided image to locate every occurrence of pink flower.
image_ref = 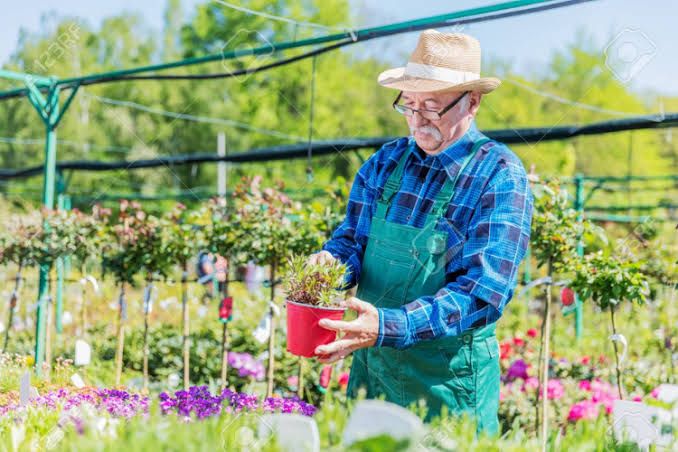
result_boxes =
[526,328,538,338]
[581,355,590,365]
[651,387,661,399]
[319,366,332,389]
[287,376,299,388]
[568,400,598,422]
[578,380,592,391]
[522,377,539,393]
[632,395,643,402]
[548,379,564,400]
[513,337,525,347]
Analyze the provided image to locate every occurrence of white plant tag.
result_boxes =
[343,400,424,446]
[71,373,86,388]
[613,399,673,448]
[258,414,320,452]
[19,372,30,406]
[253,312,272,344]
[74,339,92,366]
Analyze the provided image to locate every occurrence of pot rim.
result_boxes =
[285,299,347,312]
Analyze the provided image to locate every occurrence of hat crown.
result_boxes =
[410,30,481,74]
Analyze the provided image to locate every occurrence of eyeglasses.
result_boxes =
[392,91,469,121]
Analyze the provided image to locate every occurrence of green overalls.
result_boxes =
[347,138,500,435]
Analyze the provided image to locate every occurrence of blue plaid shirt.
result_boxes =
[322,121,533,349]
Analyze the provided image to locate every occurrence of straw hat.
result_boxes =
[378,30,501,94]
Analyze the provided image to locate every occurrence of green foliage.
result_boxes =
[101,200,173,284]
[283,255,348,306]
[160,202,204,268]
[233,178,322,268]
[530,180,599,270]
[569,250,650,310]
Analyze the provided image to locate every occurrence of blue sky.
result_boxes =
[0,0,676,99]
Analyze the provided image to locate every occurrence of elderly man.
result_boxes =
[308,30,534,433]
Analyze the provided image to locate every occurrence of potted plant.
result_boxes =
[283,255,348,358]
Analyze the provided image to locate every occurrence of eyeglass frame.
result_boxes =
[392,90,470,121]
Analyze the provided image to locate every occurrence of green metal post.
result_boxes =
[55,172,66,334]
[35,97,59,375]
[28,81,73,376]
[63,194,72,275]
[522,245,531,285]
[573,173,584,339]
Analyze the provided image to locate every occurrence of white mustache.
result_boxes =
[410,126,442,141]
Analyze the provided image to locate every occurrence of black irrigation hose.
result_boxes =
[2,112,678,181]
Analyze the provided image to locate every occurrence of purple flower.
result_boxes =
[227,352,265,381]
[158,386,316,420]
[505,359,529,381]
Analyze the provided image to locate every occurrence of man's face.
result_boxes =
[401,90,478,155]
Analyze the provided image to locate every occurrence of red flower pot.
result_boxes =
[286,300,346,358]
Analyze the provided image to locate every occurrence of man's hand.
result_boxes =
[306,250,336,266]
[315,297,379,363]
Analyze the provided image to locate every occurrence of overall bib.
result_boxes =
[346,138,500,434]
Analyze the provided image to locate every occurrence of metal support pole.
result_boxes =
[34,85,59,375]
[522,245,531,285]
[217,132,227,198]
[573,173,584,339]
[55,172,66,334]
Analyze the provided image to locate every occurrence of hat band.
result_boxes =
[405,62,479,84]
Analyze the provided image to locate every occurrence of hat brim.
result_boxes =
[378,67,501,94]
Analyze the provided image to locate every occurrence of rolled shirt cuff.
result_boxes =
[376,307,411,349]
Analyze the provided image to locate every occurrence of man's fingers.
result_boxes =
[307,251,335,266]
[318,318,363,334]
[317,351,348,364]
[345,297,372,314]
[314,338,356,357]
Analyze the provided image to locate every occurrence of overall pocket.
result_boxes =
[358,237,415,307]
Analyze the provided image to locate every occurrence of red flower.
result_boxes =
[581,355,590,365]
[338,372,350,389]
[500,341,512,360]
[561,287,575,306]
[513,337,525,347]
[527,328,538,338]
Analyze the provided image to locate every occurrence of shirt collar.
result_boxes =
[407,121,483,178]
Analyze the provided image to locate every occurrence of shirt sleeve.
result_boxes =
[322,153,380,288]
[377,163,534,349]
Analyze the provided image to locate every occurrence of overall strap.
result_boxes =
[374,143,412,219]
[428,138,491,221]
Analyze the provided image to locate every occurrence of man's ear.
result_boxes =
[469,92,482,116]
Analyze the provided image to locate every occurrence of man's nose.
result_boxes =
[411,110,429,127]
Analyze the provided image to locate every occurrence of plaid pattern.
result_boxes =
[323,122,534,349]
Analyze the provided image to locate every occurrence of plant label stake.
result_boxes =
[70,373,85,388]
[220,267,232,392]
[613,400,673,448]
[259,414,320,452]
[19,372,30,406]
[253,311,272,344]
[74,339,91,366]
[342,400,424,447]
